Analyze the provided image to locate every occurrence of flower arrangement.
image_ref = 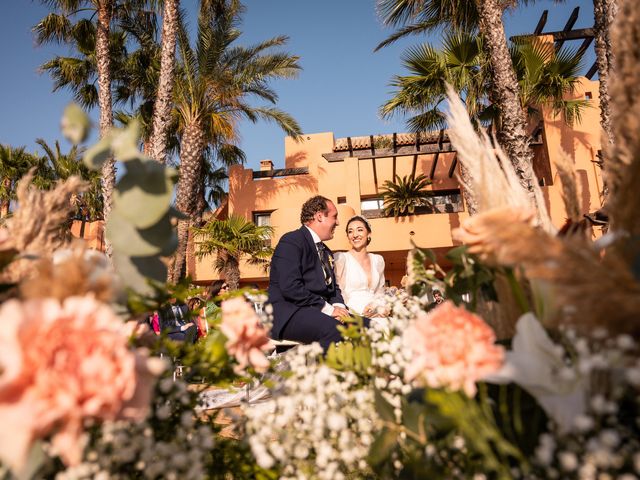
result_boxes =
[2,2,640,478]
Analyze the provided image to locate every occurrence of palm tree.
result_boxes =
[592,0,618,149]
[149,0,180,163]
[375,0,550,210]
[0,146,49,218]
[35,138,104,222]
[381,32,489,132]
[382,33,588,132]
[168,0,302,282]
[35,0,121,251]
[380,173,433,217]
[192,215,274,290]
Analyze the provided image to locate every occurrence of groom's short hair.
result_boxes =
[300,195,331,224]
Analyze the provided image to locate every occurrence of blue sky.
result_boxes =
[0,0,595,171]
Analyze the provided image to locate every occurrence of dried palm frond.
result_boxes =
[444,85,555,233]
[554,149,582,223]
[1,169,87,282]
[606,0,640,263]
[456,206,640,335]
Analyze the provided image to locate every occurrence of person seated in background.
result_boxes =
[334,215,388,323]
[433,289,445,305]
[157,299,198,344]
[187,296,209,339]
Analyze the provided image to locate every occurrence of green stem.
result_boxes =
[504,267,530,314]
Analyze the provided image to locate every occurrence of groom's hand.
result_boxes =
[331,306,350,322]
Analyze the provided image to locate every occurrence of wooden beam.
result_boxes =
[252,167,309,179]
[393,156,397,180]
[448,156,458,178]
[411,154,417,178]
[429,152,440,180]
[414,132,420,151]
[322,142,455,162]
[511,27,594,42]
[556,7,580,50]
[372,158,379,193]
[369,134,375,156]
[347,137,353,157]
[392,132,397,153]
[534,10,548,35]
[586,62,598,79]
[577,37,593,57]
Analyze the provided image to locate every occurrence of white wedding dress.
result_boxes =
[334,251,386,316]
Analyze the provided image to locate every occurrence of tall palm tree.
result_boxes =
[169,0,302,282]
[592,0,618,149]
[149,0,180,163]
[375,0,553,210]
[192,215,274,290]
[35,0,120,252]
[382,33,588,131]
[381,32,489,132]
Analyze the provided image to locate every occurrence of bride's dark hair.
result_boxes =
[346,215,372,245]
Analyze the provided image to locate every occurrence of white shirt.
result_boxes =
[304,225,345,316]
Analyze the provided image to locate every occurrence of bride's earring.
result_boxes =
[367,237,371,245]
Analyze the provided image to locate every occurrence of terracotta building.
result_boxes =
[190,77,604,288]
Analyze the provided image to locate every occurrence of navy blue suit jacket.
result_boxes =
[268,226,345,339]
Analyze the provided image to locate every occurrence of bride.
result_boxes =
[334,216,387,319]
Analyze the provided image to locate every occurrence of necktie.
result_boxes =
[316,242,333,286]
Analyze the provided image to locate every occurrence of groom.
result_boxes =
[268,195,352,351]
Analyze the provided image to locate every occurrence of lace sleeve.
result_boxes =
[333,252,347,292]
[374,254,386,294]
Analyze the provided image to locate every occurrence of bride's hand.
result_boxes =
[362,304,380,318]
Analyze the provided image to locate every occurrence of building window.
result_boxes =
[585,91,593,100]
[361,198,385,218]
[253,211,271,227]
[253,211,273,247]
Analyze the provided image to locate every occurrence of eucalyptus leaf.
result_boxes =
[106,209,176,256]
[111,121,143,161]
[113,252,167,295]
[60,103,90,145]
[83,135,112,170]
[113,159,175,229]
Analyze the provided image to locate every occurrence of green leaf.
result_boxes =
[367,427,397,467]
[60,103,90,144]
[106,209,177,257]
[111,121,143,161]
[113,252,167,295]
[113,159,175,229]
[83,135,112,170]
[374,389,396,422]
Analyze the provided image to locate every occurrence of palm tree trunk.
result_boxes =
[150,0,180,164]
[96,0,115,256]
[593,0,618,149]
[169,120,206,282]
[223,256,241,290]
[474,0,541,208]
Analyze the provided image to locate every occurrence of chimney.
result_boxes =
[260,159,274,171]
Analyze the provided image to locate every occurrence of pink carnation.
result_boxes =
[404,301,504,397]
[0,296,164,471]
[220,298,273,373]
